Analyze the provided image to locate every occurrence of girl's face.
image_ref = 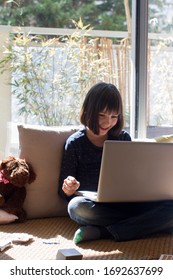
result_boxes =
[98,110,118,136]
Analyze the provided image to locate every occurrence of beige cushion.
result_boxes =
[134,134,173,143]
[154,134,173,143]
[18,124,78,219]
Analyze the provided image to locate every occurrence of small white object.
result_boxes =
[10,233,34,244]
[0,239,12,251]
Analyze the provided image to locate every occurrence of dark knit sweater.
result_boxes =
[58,127,131,200]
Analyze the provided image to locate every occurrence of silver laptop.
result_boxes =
[76,140,173,202]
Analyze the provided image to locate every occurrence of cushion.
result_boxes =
[18,124,79,219]
[0,209,18,224]
[134,134,173,143]
[154,134,173,143]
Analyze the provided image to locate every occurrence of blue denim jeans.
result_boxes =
[68,196,173,241]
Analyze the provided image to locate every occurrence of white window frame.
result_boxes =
[131,0,148,138]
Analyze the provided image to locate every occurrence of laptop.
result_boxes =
[76,140,173,202]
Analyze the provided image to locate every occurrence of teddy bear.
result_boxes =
[0,156,36,223]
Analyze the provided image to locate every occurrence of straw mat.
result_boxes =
[0,217,173,260]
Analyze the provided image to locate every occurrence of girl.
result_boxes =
[58,82,173,244]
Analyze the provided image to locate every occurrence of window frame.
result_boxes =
[130,0,148,138]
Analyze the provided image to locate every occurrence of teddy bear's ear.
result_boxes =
[0,156,16,170]
[27,163,36,184]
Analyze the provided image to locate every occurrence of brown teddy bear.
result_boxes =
[0,156,36,223]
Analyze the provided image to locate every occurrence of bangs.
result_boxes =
[98,89,122,115]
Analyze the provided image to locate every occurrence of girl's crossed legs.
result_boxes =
[68,196,173,243]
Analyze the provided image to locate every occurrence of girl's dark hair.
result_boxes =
[80,82,124,136]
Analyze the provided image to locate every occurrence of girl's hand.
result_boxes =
[62,176,80,196]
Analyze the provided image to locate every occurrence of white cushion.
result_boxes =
[0,209,18,224]
[18,124,78,219]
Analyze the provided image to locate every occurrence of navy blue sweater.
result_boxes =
[58,128,131,200]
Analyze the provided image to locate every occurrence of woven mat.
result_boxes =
[0,217,173,260]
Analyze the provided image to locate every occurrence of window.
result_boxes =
[1,1,172,159]
[147,0,173,137]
